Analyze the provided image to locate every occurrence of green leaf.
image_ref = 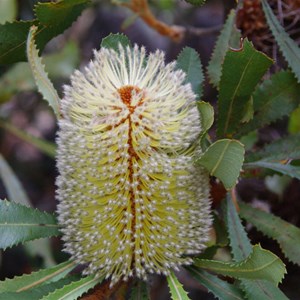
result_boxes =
[240,202,300,266]
[194,244,286,284]
[197,139,245,190]
[246,134,300,163]
[0,154,31,207]
[186,267,244,300]
[217,39,273,137]
[261,0,300,82]
[176,47,204,98]
[225,195,288,300]
[207,10,241,88]
[129,280,149,300]
[0,260,75,293]
[40,275,103,300]
[237,71,300,137]
[0,276,79,300]
[0,0,89,64]
[289,107,300,134]
[0,0,17,24]
[0,120,56,158]
[0,199,60,249]
[101,33,131,52]
[184,0,206,6]
[244,161,300,180]
[166,272,191,300]
[27,25,61,118]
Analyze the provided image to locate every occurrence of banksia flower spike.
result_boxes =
[56,44,212,285]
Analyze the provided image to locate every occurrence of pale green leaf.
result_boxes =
[197,139,245,190]
[194,244,286,284]
[176,47,204,98]
[207,10,241,88]
[0,121,56,158]
[197,101,214,134]
[240,202,300,266]
[26,25,60,118]
[0,154,31,207]
[217,39,273,137]
[41,275,103,300]
[0,0,17,24]
[101,33,131,52]
[244,161,300,180]
[0,260,75,293]
[237,71,300,137]
[225,195,288,300]
[262,0,300,82]
[187,267,244,300]
[289,107,300,134]
[0,199,60,249]
[166,272,191,300]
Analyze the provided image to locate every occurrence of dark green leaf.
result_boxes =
[207,10,241,88]
[262,0,300,82]
[237,71,300,137]
[166,272,191,300]
[176,47,204,98]
[240,202,300,266]
[246,134,300,163]
[41,275,103,300]
[0,199,60,249]
[217,39,273,137]
[129,280,149,300]
[184,0,206,6]
[0,261,75,293]
[101,33,131,52]
[0,0,90,64]
[244,161,300,180]
[0,276,79,300]
[197,139,245,190]
[225,195,288,299]
[187,267,244,300]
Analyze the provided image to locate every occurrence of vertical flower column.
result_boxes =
[56,44,212,284]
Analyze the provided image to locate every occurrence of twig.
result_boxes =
[231,188,240,212]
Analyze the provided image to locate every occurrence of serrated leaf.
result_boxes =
[194,244,286,284]
[237,71,300,137]
[166,272,191,300]
[176,47,204,98]
[0,276,79,300]
[27,25,61,118]
[244,161,300,180]
[261,0,300,82]
[184,0,206,6]
[240,202,300,266]
[0,120,56,158]
[0,260,75,293]
[225,195,288,300]
[129,280,149,300]
[0,0,89,64]
[197,139,245,190]
[41,275,103,300]
[0,154,31,207]
[207,10,241,88]
[186,267,244,300]
[0,0,17,24]
[0,199,60,249]
[101,33,131,52]
[246,134,300,163]
[217,39,273,137]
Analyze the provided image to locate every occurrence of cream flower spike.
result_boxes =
[56,43,212,285]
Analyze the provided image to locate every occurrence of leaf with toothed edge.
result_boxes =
[261,0,300,82]
[27,25,61,118]
[240,202,300,266]
[167,272,191,300]
[0,261,75,293]
[186,267,244,300]
[207,9,241,88]
[176,47,204,99]
[40,275,103,300]
[101,33,131,52]
[225,194,288,299]
[0,199,60,249]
